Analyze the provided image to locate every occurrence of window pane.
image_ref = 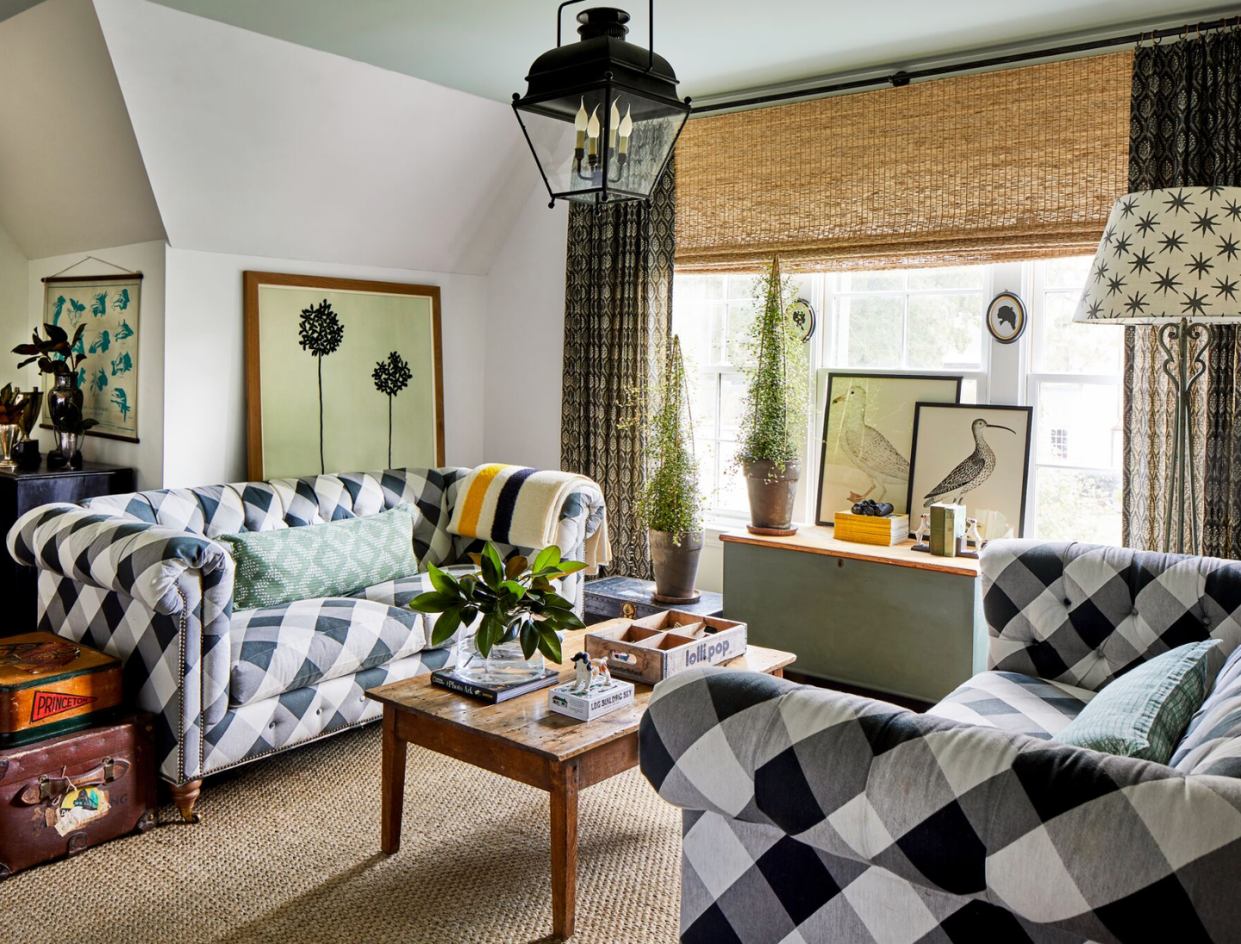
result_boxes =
[726,300,755,365]
[906,293,984,370]
[835,295,903,367]
[1035,468,1122,544]
[1042,255,1093,290]
[1035,291,1122,374]
[718,373,746,441]
[716,441,749,515]
[907,266,985,291]
[960,378,979,403]
[688,372,717,441]
[840,271,903,293]
[1035,382,1122,469]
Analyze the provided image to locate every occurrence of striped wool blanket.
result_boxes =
[447,464,611,573]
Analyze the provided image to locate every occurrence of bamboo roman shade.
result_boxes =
[675,52,1133,271]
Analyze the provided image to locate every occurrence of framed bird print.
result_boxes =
[907,403,1033,541]
[243,272,444,480]
[816,372,962,526]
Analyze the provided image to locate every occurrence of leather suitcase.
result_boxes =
[0,713,158,880]
[0,632,122,747]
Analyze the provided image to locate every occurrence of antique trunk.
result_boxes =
[583,575,724,624]
[0,632,122,747]
[584,611,748,685]
[0,713,157,879]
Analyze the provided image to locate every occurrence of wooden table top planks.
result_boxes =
[720,525,983,578]
[367,623,796,762]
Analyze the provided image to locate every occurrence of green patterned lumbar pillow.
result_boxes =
[1053,640,1221,763]
[218,503,418,611]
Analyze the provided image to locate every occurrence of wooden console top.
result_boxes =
[720,525,982,578]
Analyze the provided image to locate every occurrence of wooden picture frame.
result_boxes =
[906,402,1033,541]
[816,372,962,526]
[243,271,445,481]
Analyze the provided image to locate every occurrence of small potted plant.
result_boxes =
[627,335,705,602]
[13,323,91,466]
[736,257,809,534]
[409,543,586,684]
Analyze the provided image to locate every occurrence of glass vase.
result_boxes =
[455,634,545,685]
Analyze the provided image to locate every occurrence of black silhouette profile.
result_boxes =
[996,305,1018,330]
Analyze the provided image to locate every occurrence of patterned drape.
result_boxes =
[561,159,676,579]
[1124,31,1241,554]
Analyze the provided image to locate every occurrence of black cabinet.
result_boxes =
[0,461,135,636]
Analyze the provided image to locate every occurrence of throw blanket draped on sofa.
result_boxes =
[448,464,612,573]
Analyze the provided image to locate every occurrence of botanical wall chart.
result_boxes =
[40,275,141,442]
[244,272,443,480]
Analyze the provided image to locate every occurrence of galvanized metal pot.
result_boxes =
[742,458,801,533]
[649,529,704,603]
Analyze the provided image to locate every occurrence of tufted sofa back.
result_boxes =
[78,468,470,569]
[981,539,1241,691]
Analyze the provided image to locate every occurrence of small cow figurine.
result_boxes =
[570,651,612,694]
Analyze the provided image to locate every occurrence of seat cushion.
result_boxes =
[1173,643,1241,777]
[229,598,427,707]
[351,563,478,649]
[927,671,1096,739]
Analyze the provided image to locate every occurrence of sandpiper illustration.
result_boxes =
[923,418,1015,507]
[832,385,910,502]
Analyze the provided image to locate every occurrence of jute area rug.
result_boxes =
[0,724,682,944]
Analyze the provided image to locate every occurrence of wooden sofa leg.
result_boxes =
[170,779,203,823]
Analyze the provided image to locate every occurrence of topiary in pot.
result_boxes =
[626,335,705,602]
[736,257,809,534]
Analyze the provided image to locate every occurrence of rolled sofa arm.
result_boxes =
[640,667,1241,940]
[8,503,232,616]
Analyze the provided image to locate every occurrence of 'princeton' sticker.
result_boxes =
[30,691,95,723]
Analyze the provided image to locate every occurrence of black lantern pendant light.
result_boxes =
[512,1,691,207]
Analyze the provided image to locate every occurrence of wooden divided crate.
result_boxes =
[584,611,748,685]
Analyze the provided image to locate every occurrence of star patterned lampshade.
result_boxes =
[1073,187,1241,325]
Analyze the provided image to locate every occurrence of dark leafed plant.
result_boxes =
[0,384,23,425]
[737,257,809,468]
[409,543,587,661]
[13,323,88,380]
[623,334,703,540]
[298,299,345,474]
[372,351,412,468]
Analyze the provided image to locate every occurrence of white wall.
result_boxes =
[0,221,27,361]
[483,187,568,470]
[26,241,167,488]
[162,248,488,487]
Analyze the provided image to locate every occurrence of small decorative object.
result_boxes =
[1073,187,1241,554]
[584,610,747,685]
[10,388,43,468]
[569,651,612,694]
[244,272,444,479]
[817,372,962,526]
[912,513,931,550]
[548,674,635,721]
[14,324,98,464]
[38,271,141,442]
[623,335,704,603]
[907,403,1033,539]
[929,503,966,557]
[738,257,809,535]
[0,424,18,471]
[789,297,817,342]
[986,291,1027,344]
[832,511,909,546]
[511,3,690,208]
[408,543,587,685]
[976,508,1013,543]
[964,517,986,550]
[849,499,895,517]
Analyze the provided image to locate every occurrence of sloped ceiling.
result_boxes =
[92,0,537,275]
[0,0,165,258]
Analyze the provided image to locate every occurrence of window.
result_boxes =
[673,257,1124,541]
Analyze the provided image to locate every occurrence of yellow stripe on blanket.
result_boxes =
[455,462,510,538]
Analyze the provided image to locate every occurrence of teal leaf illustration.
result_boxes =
[91,292,107,317]
[89,368,108,393]
[110,352,132,376]
[115,320,134,341]
[71,335,84,357]
[52,296,66,325]
[112,289,130,311]
[89,330,110,354]
[110,388,130,420]
[67,299,85,326]
[77,367,86,388]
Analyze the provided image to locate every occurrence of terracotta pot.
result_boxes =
[742,458,801,533]
[649,529,704,603]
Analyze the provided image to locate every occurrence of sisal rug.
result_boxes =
[0,725,682,944]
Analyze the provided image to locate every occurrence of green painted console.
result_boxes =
[721,527,986,704]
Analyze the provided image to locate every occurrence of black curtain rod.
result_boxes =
[691,14,1240,114]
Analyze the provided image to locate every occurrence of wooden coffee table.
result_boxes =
[366,622,795,940]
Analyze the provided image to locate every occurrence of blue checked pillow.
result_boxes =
[1054,640,1221,763]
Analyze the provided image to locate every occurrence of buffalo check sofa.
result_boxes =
[7,467,605,821]
[639,540,1241,944]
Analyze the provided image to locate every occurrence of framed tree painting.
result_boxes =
[243,272,444,480]
[39,273,142,442]
[816,372,962,525]
[907,403,1033,541]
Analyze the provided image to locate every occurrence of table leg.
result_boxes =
[381,707,407,854]
[550,760,579,940]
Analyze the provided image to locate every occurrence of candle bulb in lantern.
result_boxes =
[618,104,633,155]
[609,99,620,151]
[587,105,600,157]
[574,98,587,151]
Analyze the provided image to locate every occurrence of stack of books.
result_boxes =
[833,511,909,546]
